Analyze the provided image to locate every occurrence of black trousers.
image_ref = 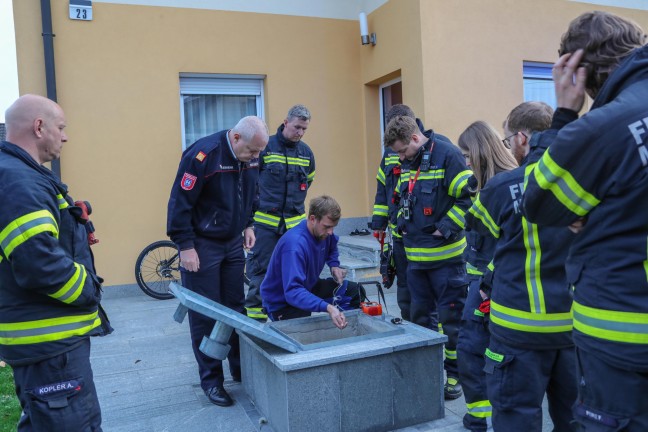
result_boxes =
[245,226,281,317]
[13,338,102,432]
[181,235,245,390]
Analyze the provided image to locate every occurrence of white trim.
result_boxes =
[92,0,389,20]
[379,77,402,148]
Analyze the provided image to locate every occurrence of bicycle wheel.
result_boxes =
[135,240,180,300]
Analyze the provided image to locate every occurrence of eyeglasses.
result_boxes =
[502,132,527,149]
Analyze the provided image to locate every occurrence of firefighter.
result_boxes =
[245,105,316,321]
[456,121,518,432]
[383,115,473,400]
[523,11,648,431]
[167,116,268,407]
[0,95,112,431]
[466,101,577,432]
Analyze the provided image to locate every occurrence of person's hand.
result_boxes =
[327,304,348,329]
[568,217,587,234]
[553,49,587,112]
[373,230,385,243]
[180,248,200,272]
[330,267,347,284]
[243,227,256,250]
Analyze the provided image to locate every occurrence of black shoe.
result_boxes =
[444,377,463,400]
[205,386,233,407]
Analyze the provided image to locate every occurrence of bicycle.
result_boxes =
[135,240,252,300]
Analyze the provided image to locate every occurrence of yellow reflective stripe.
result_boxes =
[377,167,386,185]
[286,156,310,167]
[466,262,484,276]
[388,222,402,238]
[417,169,445,180]
[522,217,545,314]
[447,205,466,229]
[445,348,457,360]
[490,300,572,333]
[50,263,87,304]
[373,204,388,217]
[0,311,100,345]
[405,238,466,262]
[487,261,494,272]
[285,214,306,229]
[449,170,473,198]
[263,155,285,164]
[534,151,600,216]
[56,194,69,209]
[572,301,648,344]
[0,210,59,258]
[307,170,315,181]
[468,197,500,238]
[385,156,400,165]
[253,211,281,227]
[466,400,492,418]
[245,307,268,319]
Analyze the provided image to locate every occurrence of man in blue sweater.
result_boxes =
[260,195,355,329]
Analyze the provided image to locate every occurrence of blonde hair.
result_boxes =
[458,121,518,192]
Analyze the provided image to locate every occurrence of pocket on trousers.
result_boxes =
[483,348,516,410]
[573,402,631,431]
[26,377,90,432]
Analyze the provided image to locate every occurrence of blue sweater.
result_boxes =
[260,220,340,314]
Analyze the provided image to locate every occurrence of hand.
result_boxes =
[330,267,348,284]
[568,217,587,234]
[327,304,348,329]
[553,49,587,112]
[243,227,256,250]
[180,248,200,272]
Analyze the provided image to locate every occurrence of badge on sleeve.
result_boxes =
[181,172,198,190]
[300,183,307,191]
[195,151,206,162]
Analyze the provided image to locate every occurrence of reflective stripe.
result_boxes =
[417,169,445,181]
[376,167,386,185]
[50,263,87,304]
[286,156,310,167]
[405,238,466,262]
[447,205,466,229]
[490,300,572,333]
[0,210,59,258]
[385,156,400,165]
[254,212,281,227]
[56,194,69,209]
[307,170,315,181]
[644,237,648,282]
[534,151,600,216]
[262,155,310,167]
[573,301,648,344]
[449,170,473,198]
[285,214,306,229]
[445,348,457,360]
[522,217,545,313]
[466,400,492,418]
[0,311,101,345]
[245,307,268,319]
[485,348,503,362]
[373,204,388,218]
[466,262,483,276]
[468,197,500,238]
[388,222,402,239]
[487,261,494,272]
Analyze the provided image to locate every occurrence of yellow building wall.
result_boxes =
[13,1,367,285]
[12,0,648,286]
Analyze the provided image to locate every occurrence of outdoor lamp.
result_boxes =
[359,12,376,46]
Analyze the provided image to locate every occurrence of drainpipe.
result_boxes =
[40,0,61,178]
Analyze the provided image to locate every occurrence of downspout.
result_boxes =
[40,0,61,178]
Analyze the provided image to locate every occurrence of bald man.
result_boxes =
[0,94,112,431]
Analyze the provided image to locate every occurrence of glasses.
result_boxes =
[502,132,527,149]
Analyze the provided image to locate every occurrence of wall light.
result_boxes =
[359,12,376,46]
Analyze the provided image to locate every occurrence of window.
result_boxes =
[179,74,265,149]
[379,77,402,145]
[523,62,556,109]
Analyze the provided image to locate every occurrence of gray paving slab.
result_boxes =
[94,283,553,432]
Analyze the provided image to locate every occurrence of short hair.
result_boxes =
[559,11,646,94]
[504,102,553,135]
[233,116,268,141]
[385,104,415,124]
[458,121,518,192]
[308,195,341,221]
[287,104,311,122]
[383,116,418,148]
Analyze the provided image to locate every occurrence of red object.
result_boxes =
[478,299,491,314]
[392,166,401,175]
[361,301,383,316]
[423,207,433,215]
[75,201,99,246]
[300,183,307,191]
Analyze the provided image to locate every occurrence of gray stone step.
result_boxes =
[320,257,381,284]
[337,235,381,266]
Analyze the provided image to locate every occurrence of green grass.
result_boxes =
[0,364,21,432]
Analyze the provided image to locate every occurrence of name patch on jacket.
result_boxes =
[34,379,81,396]
[181,172,197,190]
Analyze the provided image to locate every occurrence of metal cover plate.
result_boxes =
[169,282,299,353]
